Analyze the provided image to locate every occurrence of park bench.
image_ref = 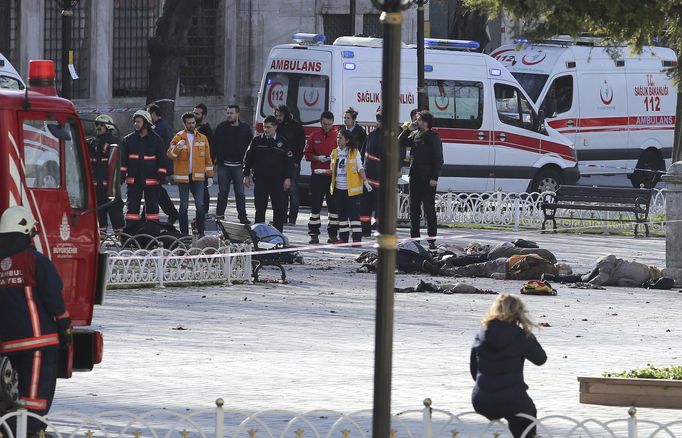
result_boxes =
[216,220,286,282]
[541,185,653,237]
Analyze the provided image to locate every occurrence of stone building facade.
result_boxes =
[3,0,430,131]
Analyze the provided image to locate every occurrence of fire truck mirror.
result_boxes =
[47,122,72,141]
[107,144,121,200]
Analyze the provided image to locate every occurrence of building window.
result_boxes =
[43,0,91,99]
[179,0,224,96]
[323,14,351,44]
[363,13,382,38]
[113,0,163,97]
[0,0,20,67]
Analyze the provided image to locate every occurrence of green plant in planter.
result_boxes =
[603,364,682,380]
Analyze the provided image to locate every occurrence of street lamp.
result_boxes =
[369,1,413,437]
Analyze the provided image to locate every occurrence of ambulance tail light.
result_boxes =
[663,60,678,68]
[292,33,326,45]
[28,60,57,96]
[424,38,480,51]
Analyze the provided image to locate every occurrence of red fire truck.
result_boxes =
[0,60,110,377]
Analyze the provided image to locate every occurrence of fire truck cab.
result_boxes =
[0,60,108,377]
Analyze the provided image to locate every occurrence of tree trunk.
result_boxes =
[674,64,682,163]
[146,0,198,125]
[448,0,489,52]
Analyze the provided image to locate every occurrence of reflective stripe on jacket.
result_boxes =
[167,129,214,182]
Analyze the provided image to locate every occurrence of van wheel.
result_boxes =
[630,150,664,189]
[531,168,563,193]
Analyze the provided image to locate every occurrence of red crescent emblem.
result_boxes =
[521,52,546,65]
[267,82,283,109]
[434,97,450,111]
[600,83,613,105]
[303,89,320,107]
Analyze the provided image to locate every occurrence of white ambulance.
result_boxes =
[491,37,677,188]
[256,34,579,194]
[0,52,25,90]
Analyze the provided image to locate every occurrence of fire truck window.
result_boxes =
[22,120,62,189]
[260,72,329,125]
[63,121,88,209]
[494,84,535,131]
[426,79,483,129]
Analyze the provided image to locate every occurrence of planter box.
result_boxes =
[578,376,682,409]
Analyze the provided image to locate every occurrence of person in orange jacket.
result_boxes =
[167,112,214,236]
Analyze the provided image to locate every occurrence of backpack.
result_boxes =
[396,241,433,273]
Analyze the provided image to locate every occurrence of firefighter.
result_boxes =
[120,110,168,228]
[0,206,72,436]
[88,114,124,233]
[243,115,294,233]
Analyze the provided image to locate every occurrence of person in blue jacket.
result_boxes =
[0,206,72,436]
[470,294,547,438]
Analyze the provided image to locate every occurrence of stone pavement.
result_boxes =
[55,203,682,435]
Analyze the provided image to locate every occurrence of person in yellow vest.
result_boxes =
[167,112,214,237]
[329,129,372,245]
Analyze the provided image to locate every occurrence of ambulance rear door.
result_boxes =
[259,48,332,181]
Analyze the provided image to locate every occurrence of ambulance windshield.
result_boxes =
[260,73,329,124]
[511,72,548,103]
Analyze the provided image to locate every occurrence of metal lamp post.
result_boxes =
[59,0,77,99]
[369,1,413,437]
[417,0,428,110]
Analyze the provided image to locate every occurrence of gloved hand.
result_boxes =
[55,317,72,350]
[313,169,328,175]
[364,180,373,192]
[176,140,186,150]
[206,177,214,187]
[317,155,329,163]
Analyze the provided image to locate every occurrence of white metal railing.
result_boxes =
[3,399,682,438]
[106,244,252,287]
[398,189,666,233]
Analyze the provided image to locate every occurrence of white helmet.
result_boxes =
[95,114,115,130]
[132,109,152,126]
[0,206,37,235]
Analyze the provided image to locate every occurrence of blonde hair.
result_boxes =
[344,107,359,120]
[482,293,536,334]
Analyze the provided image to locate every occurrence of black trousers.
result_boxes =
[7,349,58,434]
[474,394,537,438]
[308,174,338,238]
[335,189,362,243]
[126,184,160,225]
[95,188,125,232]
[360,186,379,236]
[409,173,437,239]
[158,184,178,219]
[254,179,286,232]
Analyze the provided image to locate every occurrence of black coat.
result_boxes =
[277,119,306,164]
[213,121,253,166]
[470,320,546,419]
[407,129,443,181]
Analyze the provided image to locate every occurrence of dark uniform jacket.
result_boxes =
[213,121,253,166]
[363,127,406,188]
[198,123,214,162]
[407,129,444,181]
[348,124,367,157]
[120,130,167,187]
[0,237,68,354]
[277,119,306,165]
[243,134,294,184]
[88,131,120,190]
[152,118,174,175]
[470,320,547,418]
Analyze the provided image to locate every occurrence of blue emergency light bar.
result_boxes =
[424,38,480,51]
[342,50,355,58]
[514,38,530,44]
[424,65,433,72]
[292,33,326,44]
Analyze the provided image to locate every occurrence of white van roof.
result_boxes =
[0,53,25,90]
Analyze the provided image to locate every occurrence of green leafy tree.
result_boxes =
[463,0,682,161]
